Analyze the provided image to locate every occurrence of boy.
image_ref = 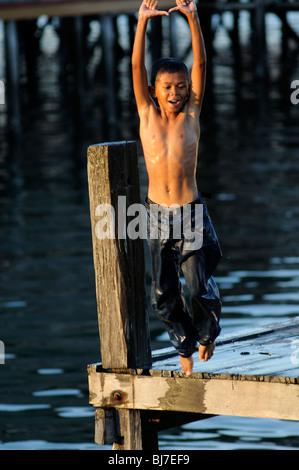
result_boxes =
[132,0,222,375]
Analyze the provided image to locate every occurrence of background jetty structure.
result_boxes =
[87,141,299,451]
[1,0,299,135]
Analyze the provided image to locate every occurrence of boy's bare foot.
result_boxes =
[199,342,215,362]
[180,355,194,376]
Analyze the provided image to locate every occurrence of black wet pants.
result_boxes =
[146,194,222,358]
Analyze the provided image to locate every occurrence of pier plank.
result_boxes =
[151,317,299,377]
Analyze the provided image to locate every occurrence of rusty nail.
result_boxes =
[113,391,122,401]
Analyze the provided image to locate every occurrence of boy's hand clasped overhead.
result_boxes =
[139,0,196,18]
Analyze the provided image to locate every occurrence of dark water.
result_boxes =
[0,12,299,450]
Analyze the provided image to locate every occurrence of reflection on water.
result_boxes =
[0,11,299,450]
[159,415,299,450]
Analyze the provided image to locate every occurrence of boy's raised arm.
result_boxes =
[132,1,168,114]
[170,0,207,114]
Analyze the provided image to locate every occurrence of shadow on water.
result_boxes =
[0,11,299,449]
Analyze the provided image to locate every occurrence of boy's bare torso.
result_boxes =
[132,1,205,209]
[140,103,200,207]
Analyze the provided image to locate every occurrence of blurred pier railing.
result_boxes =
[1,0,298,137]
[0,0,298,21]
[2,0,173,20]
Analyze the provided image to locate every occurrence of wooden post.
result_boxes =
[149,16,162,64]
[100,14,117,140]
[4,20,21,136]
[169,13,179,58]
[199,9,214,119]
[251,0,267,78]
[87,141,152,371]
[94,407,159,450]
[88,141,153,449]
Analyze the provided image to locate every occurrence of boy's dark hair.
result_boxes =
[151,57,189,86]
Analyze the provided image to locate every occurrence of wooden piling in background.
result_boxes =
[4,20,21,136]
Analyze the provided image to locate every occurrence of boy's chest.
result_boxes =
[142,117,199,150]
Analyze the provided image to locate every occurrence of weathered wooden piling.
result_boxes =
[87,141,157,449]
[87,141,151,371]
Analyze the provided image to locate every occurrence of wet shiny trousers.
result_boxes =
[146,195,222,358]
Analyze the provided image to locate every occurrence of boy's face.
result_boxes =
[153,71,189,114]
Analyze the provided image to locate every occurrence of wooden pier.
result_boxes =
[88,318,299,449]
[87,141,299,450]
[1,0,298,136]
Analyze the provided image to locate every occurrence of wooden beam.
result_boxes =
[0,0,174,20]
[88,368,299,421]
[1,0,299,22]
[87,142,152,370]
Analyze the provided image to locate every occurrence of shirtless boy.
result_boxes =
[132,0,222,375]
